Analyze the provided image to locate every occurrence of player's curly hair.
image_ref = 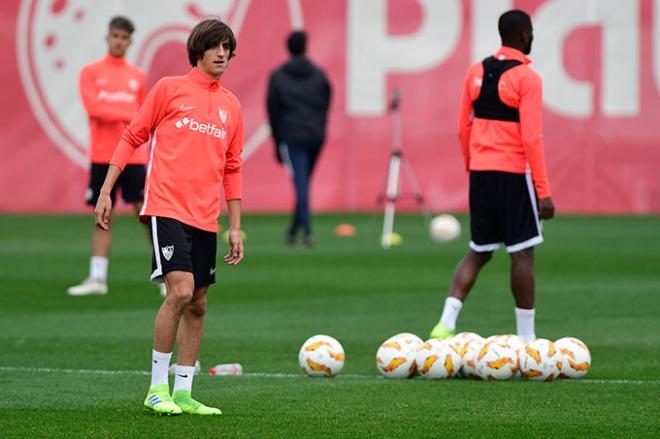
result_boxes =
[187,18,237,67]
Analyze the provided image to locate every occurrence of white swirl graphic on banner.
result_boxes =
[16,0,271,168]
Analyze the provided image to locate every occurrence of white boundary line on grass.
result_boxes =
[0,366,363,379]
[1,366,659,385]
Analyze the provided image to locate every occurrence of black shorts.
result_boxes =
[149,217,217,288]
[86,163,146,206]
[469,171,543,253]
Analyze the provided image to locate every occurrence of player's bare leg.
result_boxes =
[169,284,221,415]
[91,215,112,259]
[154,271,195,352]
[145,270,194,415]
[175,286,208,366]
[449,250,493,301]
[67,214,112,296]
[510,247,536,341]
[431,250,492,338]
[510,248,535,308]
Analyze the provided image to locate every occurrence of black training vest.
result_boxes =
[473,56,522,122]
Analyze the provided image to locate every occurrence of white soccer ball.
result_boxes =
[475,341,519,380]
[501,335,526,353]
[390,332,424,349]
[454,331,484,342]
[298,335,345,377]
[449,332,484,351]
[376,333,422,378]
[429,214,461,243]
[519,339,561,381]
[459,339,486,379]
[555,337,591,378]
[485,335,525,377]
[416,339,462,379]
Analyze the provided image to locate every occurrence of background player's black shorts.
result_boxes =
[149,217,217,288]
[469,171,543,254]
[85,163,146,206]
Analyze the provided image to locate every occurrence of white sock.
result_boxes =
[150,350,172,389]
[90,256,108,280]
[173,365,196,393]
[439,297,463,331]
[515,307,536,342]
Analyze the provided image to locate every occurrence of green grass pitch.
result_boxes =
[0,213,658,438]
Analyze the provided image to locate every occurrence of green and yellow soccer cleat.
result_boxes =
[429,322,456,340]
[144,384,182,416]
[173,390,222,415]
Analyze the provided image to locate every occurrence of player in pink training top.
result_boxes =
[95,18,244,416]
[68,16,150,297]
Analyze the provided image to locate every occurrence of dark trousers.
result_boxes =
[281,139,323,236]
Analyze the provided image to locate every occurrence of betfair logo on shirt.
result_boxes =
[97,90,136,103]
[175,117,227,139]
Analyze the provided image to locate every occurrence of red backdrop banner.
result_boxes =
[2,0,659,213]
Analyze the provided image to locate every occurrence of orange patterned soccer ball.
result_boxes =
[475,341,519,380]
[415,339,462,379]
[376,333,423,378]
[555,337,591,378]
[298,335,345,377]
[485,334,525,353]
[519,338,561,381]
[448,332,484,352]
[485,335,526,377]
[458,338,486,379]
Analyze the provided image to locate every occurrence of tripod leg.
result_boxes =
[381,201,396,249]
[401,156,433,223]
[381,154,401,249]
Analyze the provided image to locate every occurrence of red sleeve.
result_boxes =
[110,79,169,170]
[223,104,244,201]
[457,68,475,172]
[79,66,134,123]
[519,71,551,198]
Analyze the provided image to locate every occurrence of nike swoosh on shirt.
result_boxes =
[177,374,189,378]
[179,104,196,111]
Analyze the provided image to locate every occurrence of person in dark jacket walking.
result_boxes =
[267,30,331,247]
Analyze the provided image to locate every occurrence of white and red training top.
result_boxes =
[110,67,244,232]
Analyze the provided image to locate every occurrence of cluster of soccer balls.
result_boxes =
[298,332,591,381]
[377,332,591,381]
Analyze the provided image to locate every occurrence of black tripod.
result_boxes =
[376,90,430,249]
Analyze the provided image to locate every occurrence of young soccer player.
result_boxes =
[68,16,150,296]
[429,10,555,342]
[95,18,244,415]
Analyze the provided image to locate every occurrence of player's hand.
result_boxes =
[224,229,244,265]
[95,192,113,230]
[538,197,555,220]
